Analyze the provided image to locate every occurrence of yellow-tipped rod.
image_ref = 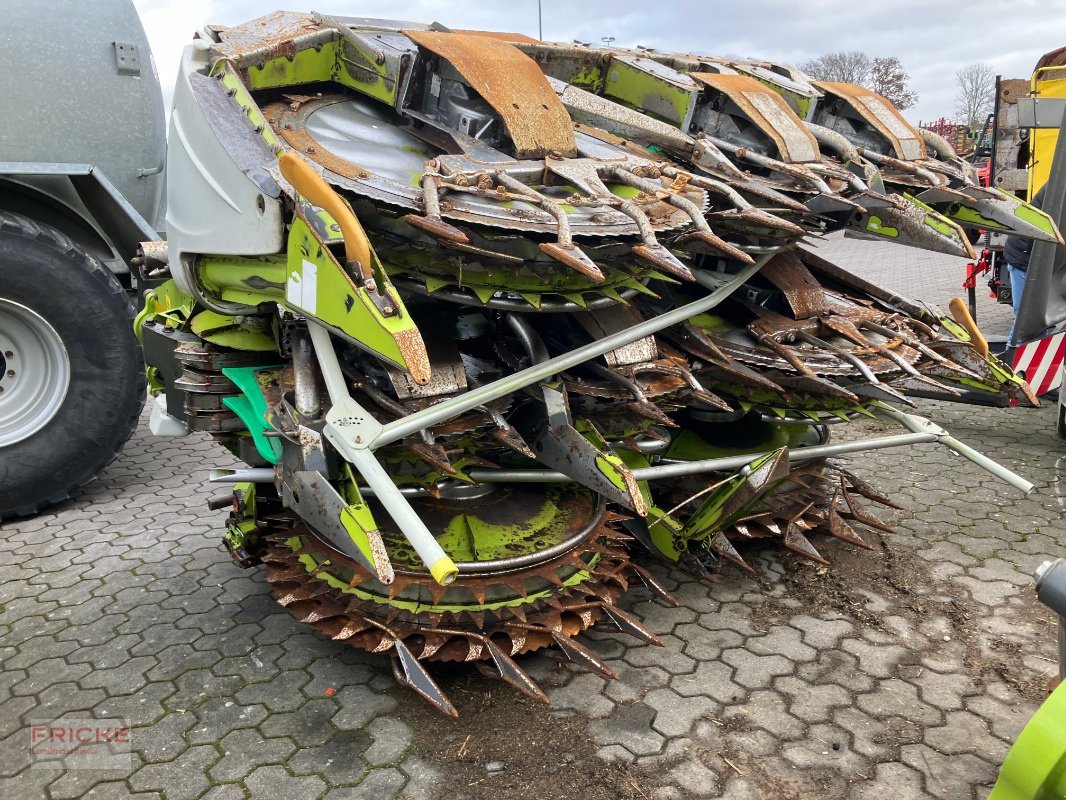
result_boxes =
[948,296,990,358]
[307,322,459,586]
[279,151,374,285]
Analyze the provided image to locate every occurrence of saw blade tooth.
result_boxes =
[333,618,372,641]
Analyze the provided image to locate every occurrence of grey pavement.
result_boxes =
[813,232,1015,339]
[1,237,1063,800]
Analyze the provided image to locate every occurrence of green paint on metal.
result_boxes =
[747,77,815,120]
[1013,197,1060,239]
[198,254,289,307]
[335,40,399,105]
[989,681,1066,800]
[245,41,339,92]
[608,184,642,200]
[190,310,278,351]
[134,279,194,339]
[338,465,386,571]
[224,482,258,552]
[144,366,164,395]
[284,215,424,374]
[434,497,561,562]
[865,215,899,238]
[949,204,1004,230]
[603,59,696,126]
[904,194,965,240]
[685,449,786,536]
[221,366,284,464]
[688,312,735,334]
[665,427,790,461]
[569,64,605,92]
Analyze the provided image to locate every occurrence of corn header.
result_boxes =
[138,12,1048,715]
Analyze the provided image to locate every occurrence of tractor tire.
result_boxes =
[0,211,145,519]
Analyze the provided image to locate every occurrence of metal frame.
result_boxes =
[0,161,160,269]
[212,252,1036,584]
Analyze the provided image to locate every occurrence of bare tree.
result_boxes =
[955,63,995,128]
[800,51,871,85]
[868,56,918,110]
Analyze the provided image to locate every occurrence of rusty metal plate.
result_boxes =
[404,30,577,159]
[691,73,819,164]
[815,81,926,161]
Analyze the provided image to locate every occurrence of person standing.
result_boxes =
[1003,185,1047,344]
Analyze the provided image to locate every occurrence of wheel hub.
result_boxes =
[0,298,71,447]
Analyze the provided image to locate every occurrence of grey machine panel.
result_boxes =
[0,0,167,231]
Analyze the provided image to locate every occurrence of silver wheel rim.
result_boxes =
[0,298,71,447]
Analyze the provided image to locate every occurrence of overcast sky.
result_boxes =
[133,0,1066,125]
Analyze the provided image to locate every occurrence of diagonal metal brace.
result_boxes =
[871,404,1034,494]
[373,254,776,447]
[307,322,460,585]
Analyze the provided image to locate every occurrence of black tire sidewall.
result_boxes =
[0,216,144,516]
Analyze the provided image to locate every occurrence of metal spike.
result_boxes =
[405,175,470,244]
[710,531,755,573]
[859,319,983,380]
[627,564,680,607]
[631,243,694,281]
[601,604,664,646]
[403,213,470,244]
[827,503,874,550]
[391,648,459,718]
[841,484,895,533]
[837,469,903,509]
[782,526,830,565]
[481,639,550,703]
[540,242,606,284]
[550,632,618,679]
[675,229,755,264]
[410,441,458,476]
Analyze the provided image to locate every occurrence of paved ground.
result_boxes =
[2,237,1064,800]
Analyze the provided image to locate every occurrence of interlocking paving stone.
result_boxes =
[1,235,1063,798]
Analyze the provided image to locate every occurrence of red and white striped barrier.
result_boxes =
[1013,332,1066,396]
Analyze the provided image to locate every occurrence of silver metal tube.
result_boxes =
[374,254,774,447]
[464,431,937,484]
[209,468,276,483]
[307,323,350,403]
[292,330,320,416]
[308,322,459,585]
[208,469,429,496]
[874,404,1035,494]
[939,434,1035,494]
